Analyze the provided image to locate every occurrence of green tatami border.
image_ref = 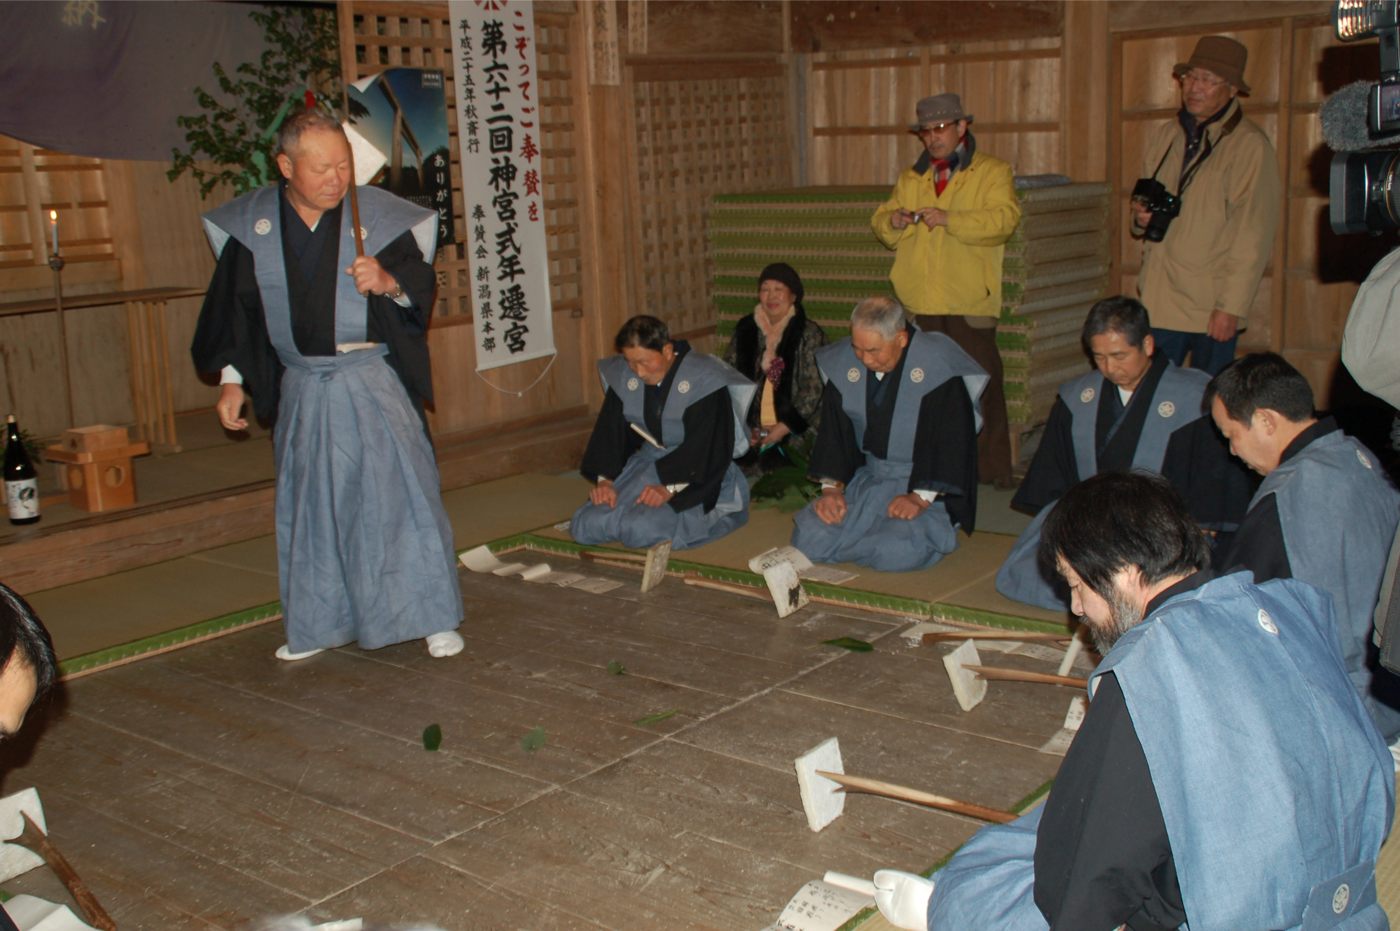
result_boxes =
[59,600,283,681]
[494,532,1067,635]
[58,527,1063,679]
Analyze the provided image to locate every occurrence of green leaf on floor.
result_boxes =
[634,709,679,726]
[823,636,873,652]
[521,725,548,752]
[607,660,627,676]
[422,723,443,751]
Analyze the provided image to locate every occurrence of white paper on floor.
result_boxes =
[1039,695,1090,757]
[749,545,858,585]
[460,545,614,593]
[766,878,873,931]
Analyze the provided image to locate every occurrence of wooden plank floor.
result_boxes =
[0,558,1071,930]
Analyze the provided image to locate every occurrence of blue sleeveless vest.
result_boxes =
[1097,573,1393,929]
[1060,361,1209,479]
[1255,430,1400,739]
[931,574,1394,931]
[815,330,988,464]
[597,352,756,459]
[201,185,436,363]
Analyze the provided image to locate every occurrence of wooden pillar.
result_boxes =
[573,9,635,407]
[1061,2,1110,181]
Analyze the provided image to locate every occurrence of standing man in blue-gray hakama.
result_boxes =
[792,296,986,572]
[571,315,756,551]
[996,296,1252,609]
[867,473,1393,931]
[192,110,464,662]
[1211,352,1400,741]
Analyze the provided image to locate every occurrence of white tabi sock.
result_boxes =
[425,630,464,658]
[275,644,326,662]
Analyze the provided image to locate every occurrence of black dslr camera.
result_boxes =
[1131,178,1182,242]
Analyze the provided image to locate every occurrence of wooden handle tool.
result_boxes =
[816,770,1017,824]
[963,664,1088,689]
[14,812,116,930]
[922,630,1070,645]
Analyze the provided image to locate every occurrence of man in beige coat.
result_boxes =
[1132,36,1280,375]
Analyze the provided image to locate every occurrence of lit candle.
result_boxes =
[49,210,58,257]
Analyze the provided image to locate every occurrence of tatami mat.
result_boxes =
[40,471,1061,672]
[531,488,1064,628]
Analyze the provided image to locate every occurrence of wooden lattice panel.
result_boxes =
[630,67,792,338]
[0,134,114,274]
[347,8,583,323]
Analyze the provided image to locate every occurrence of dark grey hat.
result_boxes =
[909,93,972,131]
[1173,35,1251,95]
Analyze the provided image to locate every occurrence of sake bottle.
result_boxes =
[4,414,40,525]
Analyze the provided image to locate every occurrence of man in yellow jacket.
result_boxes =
[1132,36,1280,376]
[872,93,1020,487]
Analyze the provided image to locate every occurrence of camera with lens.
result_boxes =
[1131,178,1182,242]
[1329,0,1400,233]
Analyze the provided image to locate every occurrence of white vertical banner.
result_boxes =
[450,0,557,372]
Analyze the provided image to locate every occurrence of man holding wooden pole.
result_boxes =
[192,108,464,662]
[870,473,1393,930]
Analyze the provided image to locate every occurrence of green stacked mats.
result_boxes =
[708,181,1112,449]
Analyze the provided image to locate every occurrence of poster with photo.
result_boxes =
[349,68,455,250]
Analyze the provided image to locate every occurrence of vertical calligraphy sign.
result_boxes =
[450,0,557,372]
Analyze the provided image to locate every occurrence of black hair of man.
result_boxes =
[614,315,671,353]
[1041,472,1210,602]
[0,583,57,702]
[276,108,344,159]
[1081,296,1151,356]
[1204,352,1315,424]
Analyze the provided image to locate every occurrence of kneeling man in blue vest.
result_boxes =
[869,473,1393,931]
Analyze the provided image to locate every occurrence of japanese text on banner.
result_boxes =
[450,0,556,372]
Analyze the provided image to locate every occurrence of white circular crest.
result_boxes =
[1079,387,1095,404]
[1333,883,1351,914]
[1257,609,1278,636]
[1157,401,1176,418]
[846,367,861,383]
[254,218,272,236]
[1358,448,1374,469]
[677,380,691,394]
[359,226,369,241]
[626,377,640,392]
[909,367,925,384]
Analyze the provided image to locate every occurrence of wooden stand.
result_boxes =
[44,425,150,513]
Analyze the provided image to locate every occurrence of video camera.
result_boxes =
[1329,0,1400,233]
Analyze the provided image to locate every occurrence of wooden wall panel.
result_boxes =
[634,0,783,55]
[808,38,1064,187]
[104,160,223,417]
[0,306,132,432]
[1109,2,1333,34]
[790,1,1061,52]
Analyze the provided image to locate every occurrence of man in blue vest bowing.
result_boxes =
[869,472,1393,931]
[571,315,755,551]
[792,296,986,572]
[1210,352,1400,742]
[192,108,464,662]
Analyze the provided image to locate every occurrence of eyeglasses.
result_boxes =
[918,122,959,133]
[1179,70,1228,89]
